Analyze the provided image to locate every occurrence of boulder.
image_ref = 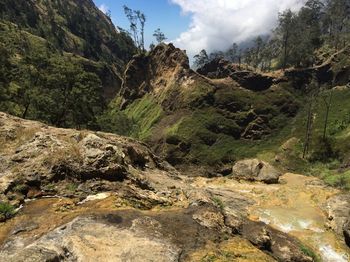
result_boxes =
[324,193,350,247]
[231,159,281,184]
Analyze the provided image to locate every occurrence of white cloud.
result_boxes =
[171,0,305,57]
[98,4,109,14]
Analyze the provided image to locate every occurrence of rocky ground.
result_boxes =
[1,112,350,261]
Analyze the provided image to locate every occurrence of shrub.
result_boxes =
[309,136,338,162]
[0,202,16,221]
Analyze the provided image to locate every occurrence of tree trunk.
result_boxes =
[22,102,30,119]
[323,90,333,140]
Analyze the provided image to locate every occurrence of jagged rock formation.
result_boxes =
[110,43,300,169]
[197,58,275,91]
[0,112,179,207]
[119,43,190,109]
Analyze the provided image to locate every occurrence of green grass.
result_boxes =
[125,94,164,140]
[299,243,321,262]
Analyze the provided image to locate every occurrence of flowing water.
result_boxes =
[194,173,350,261]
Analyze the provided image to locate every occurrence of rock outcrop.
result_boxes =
[111,44,300,167]
[325,193,350,247]
[197,58,275,91]
[119,43,190,109]
[231,159,281,184]
[0,112,179,207]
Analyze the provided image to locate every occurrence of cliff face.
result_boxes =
[119,43,191,109]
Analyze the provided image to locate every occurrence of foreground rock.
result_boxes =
[325,193,350,247]
[231,159,281,184]
[0,112,181,208]
[0,112,317,261]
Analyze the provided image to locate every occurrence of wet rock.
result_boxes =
[231,159,281,184]
[325,193,350,247]
[1,216,181,262]
[241,220,313,262]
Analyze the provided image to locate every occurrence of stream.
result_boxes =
[1,173,349,261]
[193,173,350,261]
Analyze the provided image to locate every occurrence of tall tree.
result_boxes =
[123,6,146,52]
[193,49,209,68]
[153,28,167,44]
[276,9,296,69]
[226,43,238,62]
[324,0,350,49]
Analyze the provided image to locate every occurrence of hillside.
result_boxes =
[0,0,136,129]
[105,44,349,177]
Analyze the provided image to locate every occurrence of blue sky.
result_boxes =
[93,0,190,49]
[93,0,305,58]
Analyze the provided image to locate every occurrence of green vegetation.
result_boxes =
[212,197,225,211]
[0,0,136,130]
[194,0,350,71]
[0,202,16,221]
[65,183,78,192]
[125,95,164,140]
[299,243,321,262]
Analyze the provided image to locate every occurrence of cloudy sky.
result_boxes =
[93,0,305,58]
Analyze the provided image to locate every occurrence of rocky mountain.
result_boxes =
[2,112,350,261]
[106,44,299,170]
[104,43,350,177]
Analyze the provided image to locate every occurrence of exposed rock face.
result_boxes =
[231,159,281,184]
[197,58,274,91]
[119,43,190,109]
[0,112,179,207]
[112,44,300,167]
[241,221,313,262]
[325,194,350,247]
[197,58,233,79]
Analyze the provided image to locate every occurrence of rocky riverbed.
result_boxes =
[1,112,350,261]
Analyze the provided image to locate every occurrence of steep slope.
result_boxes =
[106,44,301,171]
[0,0,135,64]
[0,0,136,128]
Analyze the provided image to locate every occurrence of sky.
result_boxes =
[93,0,306,58]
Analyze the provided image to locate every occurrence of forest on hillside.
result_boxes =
[193,0,350,71]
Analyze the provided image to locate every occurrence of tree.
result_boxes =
[276,9,296,69]
[136,11,146,52]
[324,0,350,49]
[209,51,225,61]
[252,36,264,69]
[193,49,209,68]
[123,5,146,52]
[153,28,167,44]
[226,43,238,62]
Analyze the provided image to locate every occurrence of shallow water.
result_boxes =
[195,173,350,261]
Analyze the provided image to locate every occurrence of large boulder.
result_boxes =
[231,159,281,184]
